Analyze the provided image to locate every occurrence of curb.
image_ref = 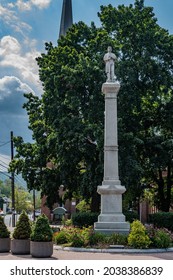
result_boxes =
[54,245,173,254]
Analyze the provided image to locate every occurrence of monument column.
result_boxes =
[94,47,130,234]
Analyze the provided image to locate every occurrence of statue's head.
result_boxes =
[108,46,112,52]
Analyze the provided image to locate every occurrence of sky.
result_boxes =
[0,0,173,169]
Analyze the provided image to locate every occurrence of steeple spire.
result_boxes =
[59,0,73,38]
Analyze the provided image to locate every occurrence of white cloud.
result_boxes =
[0,76,33,154]
[0,36,42,93]
[16,0,52,11]
[0,4,32,35]
[16,0,32,11]
[31,0,52,9]
[0,36,21,55]
[0,76,33,114]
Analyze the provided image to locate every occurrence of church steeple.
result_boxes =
[59,0,73,38]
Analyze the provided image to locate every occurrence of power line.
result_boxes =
[0,170,11,179]
[0,141,10,147]
[0,159,9,167]
[0,163,8,170]
[0,169,26,188]
[14,174,26,188]
[0,154,10,160]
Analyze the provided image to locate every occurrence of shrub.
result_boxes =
[30,214,53,242]
[109,233,128,246]
[128,220,151,249]
[153,229,172,248]
[12,210,31,239]
[146,225,172,248]
[64,219,73,226]
[54,231,69,245]
[72,212,99,227]
[0,216,10,238]
[88,231,108,246]
[76,200,91,212]
[149,212,173,231]
[71,231,85,247]
[145,224,156,245]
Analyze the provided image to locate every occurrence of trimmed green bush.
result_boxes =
[128,220,151,249]
[0,216,10,238]
[72,212,99,227]
[149,212,173,231]
[13,210,31,239]
[30,214,53,242]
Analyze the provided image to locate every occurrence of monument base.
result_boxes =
[94,220,130,235]
[94,184,130,235]
[94,212,130,235]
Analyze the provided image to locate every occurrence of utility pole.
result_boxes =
[11,131,15,227]
[33,189,36,221]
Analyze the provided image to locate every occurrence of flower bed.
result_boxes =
[53,221,173,249]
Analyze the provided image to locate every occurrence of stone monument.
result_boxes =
[94,47,130,234]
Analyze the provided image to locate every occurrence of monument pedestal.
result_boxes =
[94,184,130,234]
[94,82,130,234]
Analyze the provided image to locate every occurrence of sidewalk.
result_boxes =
[0,246,173,260]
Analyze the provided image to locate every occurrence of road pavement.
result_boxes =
[0,247,173,260]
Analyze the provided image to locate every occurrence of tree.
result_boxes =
[14,188,33,213]
[0,179,11,197]
[99,0,173,211]
[11,21,109,211]
[10,0,173,212]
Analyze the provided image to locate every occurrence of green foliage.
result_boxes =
[66,219,73,226]
[14,188,33,213]
[72,212,99,227]
[54,231,69,245]
[10,0,173,212]
[30,214,53,242]
[0,216,10,238]
[71,231,85,247]
[0,180,11,197]
[54,226,128,248]
[123,211,139,223]
[108,233,128,246]
[54,223,173,249]
[12,211,31,239]
[146,224,172,248]
[128,220,151,249]
[88,231,108,246]
[149,212,173,231]
[153,229,172,248]
[76,200,91,212]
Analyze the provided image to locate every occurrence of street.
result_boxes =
[0,249,173,260]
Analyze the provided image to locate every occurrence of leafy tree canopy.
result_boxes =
[10,0,173,211]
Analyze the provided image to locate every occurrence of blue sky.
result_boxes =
[0,0,173,165]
